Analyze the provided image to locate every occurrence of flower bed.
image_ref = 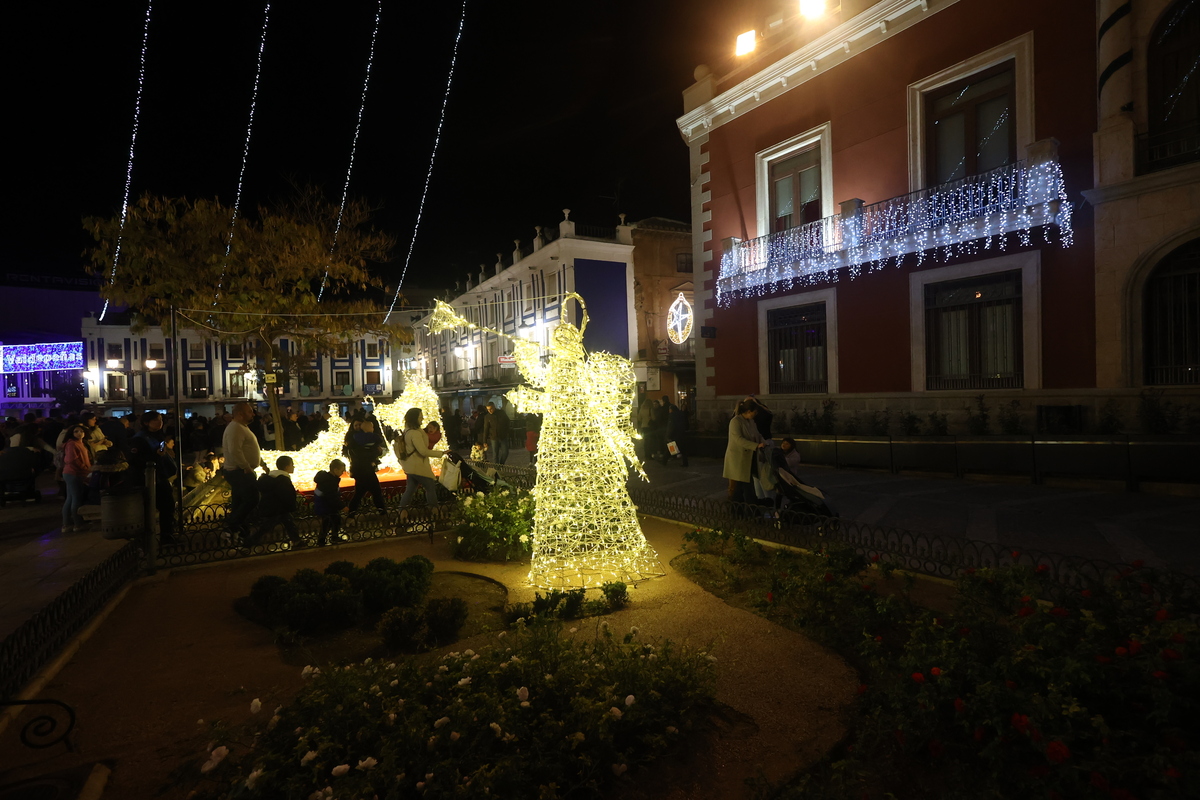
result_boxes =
[451,488,534,562]
[186,619,717,799]
[675,529,1199,799]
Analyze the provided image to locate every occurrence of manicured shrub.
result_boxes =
[278,591,322,632]
[424,597,469,645]
[323,560,361,583]
[559,588,586,620]
[451,489,534,561]
[377,606,425,650]
[602,581,629,609]
[324,589,363,629]
[249,574,287,610]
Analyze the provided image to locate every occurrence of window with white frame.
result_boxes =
[227,342,244,360]
[366,341,379,359]
[755,122,833,238]
[189,372,208,398]
[229,372,246,397]
[106,343,124,362]
[188,342,205,360]
[334,370,351,388]
[756,288,838,396]
[148,372,168,399]
[148,342,165,360]
[366,369,382,386]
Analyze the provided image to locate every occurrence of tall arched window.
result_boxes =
[1144,238,1200,385]
[1144,1,1200,171]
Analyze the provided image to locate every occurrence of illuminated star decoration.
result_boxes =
[384,0,470,324]
[716,157,1073,305]
[430,294,663,589]
[667,293,693,344]
[100,0,154,322]
[318,0,383,301]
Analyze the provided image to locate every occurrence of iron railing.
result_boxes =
[1136,122,1200,174]
[0,540,143,701]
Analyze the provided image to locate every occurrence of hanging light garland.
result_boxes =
[100,0,154,322]
[430,294,663,588]
[318,0,383,301]
[213,1,273,308]
[716,157,1073,305]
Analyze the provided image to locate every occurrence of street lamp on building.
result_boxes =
[104,358,157,418]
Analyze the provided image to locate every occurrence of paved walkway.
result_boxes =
[1,450,1196,645]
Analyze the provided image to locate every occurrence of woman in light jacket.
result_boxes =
[395,407,448,509]
[723,399,765,507]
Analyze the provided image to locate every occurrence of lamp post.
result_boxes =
[105,358,157,419]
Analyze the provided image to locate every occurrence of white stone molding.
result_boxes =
[754,121,835,237]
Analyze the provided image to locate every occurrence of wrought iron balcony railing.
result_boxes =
[717,152,1072,305]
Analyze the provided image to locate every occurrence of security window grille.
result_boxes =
[770,147,822,232]
[189,373,208,399]
[148,372,169,399]
[188,342,205,360]
[927,61,1016,185]
[767,303,828,394]
[1145,238,1200,385]
[925,270,1023,390]
[366,342,379,359]
[676,252,693,273]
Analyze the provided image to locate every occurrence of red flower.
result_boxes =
[1153,670,1169,680]
[1010,713,1030,734]
[1128,639,1143,655]
[1046,740,1070,764]
[766,591,774,604]
[1116,646,1128,656]
[954,697,965,713]
[973,726,986,742]
[966,567,976,575]
[1018,607,1034,617]
[1170,633,1186,643]
[1162,648,1182,660]
[856,684,868,696]
[823,572,834,582]
[1005,680,1016,689]
[1096,655,1113,664]
[871,554,880,563]
[959,627,971,636]
[1011,550,1021,559]
[1049,607,1069,617]
[930,667,942,677]
[1141,582,1154,595]
[861,584,873,591]
[1166,767,1181,779]
[1131,559,1145,569]
[874,635,882,642]
[1156,608,1171,622]
[912,672,925,684]
[1089,772,1110,790]
[1081,589,1092,598]
[928,738,944,758]
[1036,564,1049,573]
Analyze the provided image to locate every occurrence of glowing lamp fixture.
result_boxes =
[735,30,756,56]
[800,0,827,20]
[84,369,99,382]
[453,345,465,358]
[106,359,120,369]
[143,359,157,370]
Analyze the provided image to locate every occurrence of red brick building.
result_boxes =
[677,0,1199,434]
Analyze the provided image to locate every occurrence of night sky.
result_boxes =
[6,0,751,299]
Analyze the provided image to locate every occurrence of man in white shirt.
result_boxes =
[222,401,262,540]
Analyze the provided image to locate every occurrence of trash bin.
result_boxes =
[101,490,145,540]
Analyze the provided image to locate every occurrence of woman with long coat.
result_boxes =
[723,399,765,506]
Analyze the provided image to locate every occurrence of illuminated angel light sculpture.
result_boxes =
[430,293,663,588]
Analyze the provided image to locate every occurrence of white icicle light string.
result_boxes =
[716,158,1073,305]
[101,0,155,322]
[430,294,663,589]
[214,1,272,308]
[318,0,383,302]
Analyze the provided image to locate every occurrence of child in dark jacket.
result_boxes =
[250,456,303,548]
[313,458,347,546]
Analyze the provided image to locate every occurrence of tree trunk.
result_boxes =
[259,331,285,456]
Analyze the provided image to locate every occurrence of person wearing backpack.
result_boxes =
[59,424,91,532]
[395,407,448,512]
[313,459,347,546]
[248,455,304,548]
[347,419,387,515]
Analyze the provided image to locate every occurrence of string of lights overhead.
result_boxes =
[99,0,154,323]
[318,0,384,302]
[384,0,470,324]
[213,2,273,308]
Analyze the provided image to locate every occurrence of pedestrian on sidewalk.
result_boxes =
[313,459,347,546]
[396,407,448,512]
[483,402,510,464]
[222,401,262,542]
[59,424,91,532]
[724,399,765,508]
[664,397,689,467]
[348,419,387,514]
[249,455,304,548]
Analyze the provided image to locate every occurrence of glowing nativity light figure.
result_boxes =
[430,293,662,588]
[372,371,443,444]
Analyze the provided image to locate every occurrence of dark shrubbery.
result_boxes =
[425,597,470,645]
[377,606,425,649]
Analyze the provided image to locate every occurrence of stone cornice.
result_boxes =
[1081,160,1200,205]
[676,0,962,143]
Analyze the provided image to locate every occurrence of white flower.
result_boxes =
[301,750,318,765]
[302,665,314,678]
[569,627,577,633]
[612,763,628,776]
[625,694,636,707]
[199,745,229,774]
[331,764,350,777]
[450,731,460,741]
[245,769,264,789]
[438,665,449,673]
[387,713,396,725]
[434,716,451,729]
[520,701,530,708]
[250,698,262,714]
[519,534,528,543]
[489,722,502,737]
[456,536,463,543]
[497,631,507,638]
[706,654,718,662]
[356,757,378,771]
[390,679,399,687]
[364,658,372,665]
[571,731,586,742]
[463,649,474,656]
[610,707,623,719]
[475,491,484,498]
[629,626,639,636]
[649,653,657,660]
[486,513,494,520]
[666,726,678,734]
[463,496,472,506]
[416,782,425,792]
[268,714,281,729]
[458,677,471,687]
[196,719,204,725]
[517,686,529,702]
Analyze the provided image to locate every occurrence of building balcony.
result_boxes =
[1136,122,1200,175]
[717,141,1072,305]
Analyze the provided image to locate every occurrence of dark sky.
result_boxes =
[6,0,750,299]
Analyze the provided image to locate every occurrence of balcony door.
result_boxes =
[926,61,1017,185]
[770,147,822,232]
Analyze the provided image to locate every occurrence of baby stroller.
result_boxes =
[775,467,838,519]
[441,451,510,496]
